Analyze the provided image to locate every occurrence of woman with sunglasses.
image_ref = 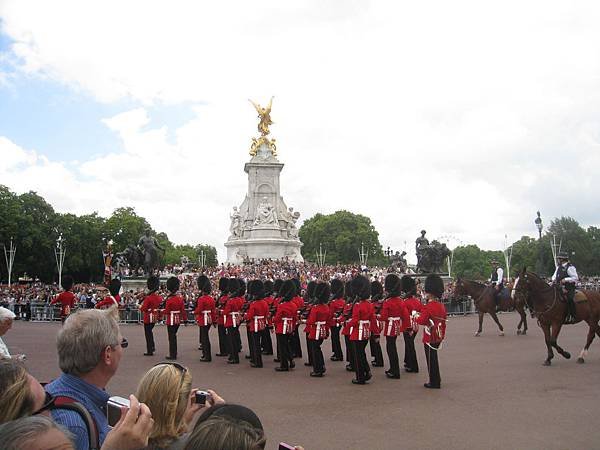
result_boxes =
[135,362,225,449]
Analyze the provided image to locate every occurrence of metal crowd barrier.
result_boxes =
[442,298,475,316]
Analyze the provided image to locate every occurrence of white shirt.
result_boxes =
[490,267,504,284]
[0,337,10,359]
[551,263,579,284]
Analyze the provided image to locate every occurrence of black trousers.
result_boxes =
[217,324,229,354]
[250,331,263,366]
[403,331,419,372]
[370,335,383,365]
[305,333,313,365]
[260,327,273,354]
[310,339,325,374]
[199,325,211,360]
[424,342,441,387]
[276,333,292,369]
[344,335,352,364]
[291,328,302,358]
[352,340,369,382]
[144,323,156,354]
[330,326,343,359]
[386,336,400,376]
[167,324,180,358]
[227,327,240,362]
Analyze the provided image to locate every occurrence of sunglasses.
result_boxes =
[154,362,188,392]
[120,338,128,348]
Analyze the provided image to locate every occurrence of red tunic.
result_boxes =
[223,296,245,328]
[245,299,269,332]
[341,302,354,336]
[404,296,423,333]
[349,300,376,341]
[216,294,228,326]
[164,295,186,326]
[51,291,77,317]
[328,298,345,327]
[140,293,163,324]
[380,297,410,337]
[306,304,332,340]
[95,295,120,310]
[194,295,217,326]
[417,300,447,344]
[274,301,298,335]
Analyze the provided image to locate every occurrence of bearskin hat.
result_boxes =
[218,277,229,293]
[424,274,444,299]
[61,275,74,291]
[385,274,401,296]
[371,280,383,300]
[249,280,265,299]
[352,276,371,300]
[227,278,240,295]
[280,279,297,302]
[273,279,283,295]
[109,278,122,296]
[344,280,354,301]
[264,280,274,296]
[236,279,246,297]
[147,275,160,292]
[197,275,211,294]
[330,278,344,299]
[315,282,330,304]
[306,281,317,300]
[401,275,416,296]
[166,276,180,294]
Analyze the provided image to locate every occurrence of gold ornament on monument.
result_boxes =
[249,97,277,157]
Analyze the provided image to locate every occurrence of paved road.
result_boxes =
[8,312,600,449]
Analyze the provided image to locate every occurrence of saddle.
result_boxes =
[557,288,588,304]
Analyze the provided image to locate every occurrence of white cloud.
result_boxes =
[1,1,600,262]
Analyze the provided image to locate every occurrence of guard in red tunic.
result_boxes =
[349,276,376,385]
[274,279,298,372]
[369,281,385,368]
[139,275,162,356]
[95,279,121,310]
[164,276,186,360]
[401,275,422,373]
[290,278,304,359]
[341,281,356,372]
[271,279,283,363]
[51,275,77,323]
[302,281,317,367]
[328,279,345,361]
[194,275,216,362]
[381,274,410,379]
[260,280,275,356]
[307,282,332,377]
[416,274,447,389]
[224,279,245,364]
[245,280,269,368]
[215,278,230,357]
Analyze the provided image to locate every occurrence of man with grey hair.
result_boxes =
[0,416,75,450]
[0,306,25,360]
[46,307,143,449]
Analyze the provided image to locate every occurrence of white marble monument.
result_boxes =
[225,98,303,264]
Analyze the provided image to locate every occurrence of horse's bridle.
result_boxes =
[513,273,558,320]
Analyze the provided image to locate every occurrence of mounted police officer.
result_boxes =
[551,252,579,324]
[489,259,504,308]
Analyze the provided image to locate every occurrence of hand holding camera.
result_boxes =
[103,395,154,450]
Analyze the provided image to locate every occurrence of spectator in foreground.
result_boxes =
[0,416,75,450]
[46,307,152,449]
[0,306,25,360]
[0,359,47,423]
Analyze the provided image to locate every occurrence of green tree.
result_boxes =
[299,210,384,265]
[104,207,153,253]
[547,216,593,274]
[452,245,503,280]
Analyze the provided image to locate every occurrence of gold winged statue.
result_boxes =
[249,97,274,136]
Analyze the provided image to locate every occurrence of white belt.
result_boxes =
[315,321,327,340]
[358,320,370,340]
[170,311,180,324]
[230,311,241,327]
[254,315,265,330]
[149,309,158,323]
[387,317,400,335]
[282,317,293,334]
[202,310,212,324]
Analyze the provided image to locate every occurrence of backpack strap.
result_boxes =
[52,396,100,450]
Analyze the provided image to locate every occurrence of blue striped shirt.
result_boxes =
[46,373,111,450]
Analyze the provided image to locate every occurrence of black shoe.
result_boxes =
[245,355,251,359]
[424,383,440,389]
[198,346,203,350]
[165,356,177,360]
[199,357,211,362]
[143,352,154,356]
[352,379,366,385]
[365,372,372,381]
[330,356,343,361]
[405,368,418,373]
[275,367,289,372]
[310,372,324,377]
[215,353,228,357]
[345,365,355,372]
[227,360,239,364]
[262,351,273,355]
[273,358,281,363]
[304,362,312,366]
[250,363,263,368]
[386,373,400,379]
[289,361,296,369]
[371,362,384,367]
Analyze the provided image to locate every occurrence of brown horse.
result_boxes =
[453,278,528,337]
[513,268,600,365]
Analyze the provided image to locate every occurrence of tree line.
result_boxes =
[0,185,217,283]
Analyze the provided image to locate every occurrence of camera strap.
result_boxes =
[52,396,100,450]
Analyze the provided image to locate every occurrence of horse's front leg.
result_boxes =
[549,322,570,360]
[541,322,554,366]
[489,311,504,336]
[475,311,483,336]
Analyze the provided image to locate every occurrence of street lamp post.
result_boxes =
[316,243,326,267]
[55,233,66,287]
[503,234,513,281]
[358,242,369,266]
[535,211,543,275]
[198,250,206,268]
[3,237,16,287]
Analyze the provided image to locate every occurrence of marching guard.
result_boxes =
[95,278,121,309]
[164,276,186,360]
[306,282,331,377]
[302,281,317,367]
[381,274,410,379]
[416,274,447,389]
[224,279,245,364]
[215,278,230,357]
[274,280,298,372]
[369,281,384,368]
[194,275,216,362]
[245,280,269,368]
[342,281,356,372]
[139,275,162,356]
[349,276,376,385]
[51,275,76,323]
[260,280,275,355]
[328,279,345,361]
[401,275,422,373]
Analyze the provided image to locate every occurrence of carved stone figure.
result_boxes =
[230,206,243,238]
[415,230,429,269]
[254,197,278,225]
[391,251,408,272]
[137,229,164,275]
[417,240,450,274]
